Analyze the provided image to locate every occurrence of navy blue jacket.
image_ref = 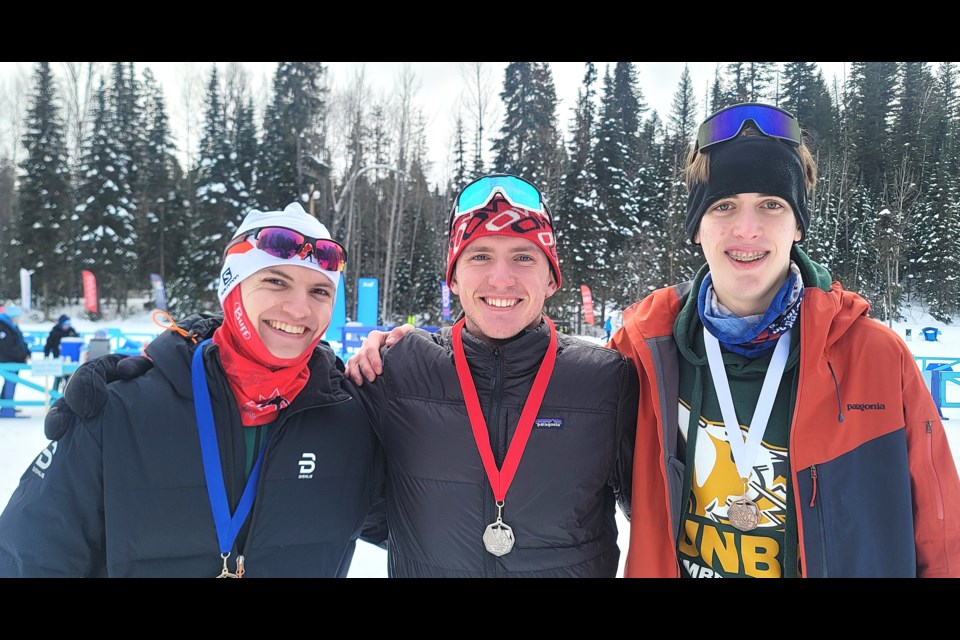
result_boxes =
[0,327,386,577]
[0,314,29,363]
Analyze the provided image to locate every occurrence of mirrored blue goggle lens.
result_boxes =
[254,228,346,271]
[455,176,544,216]
[697,105,801,150]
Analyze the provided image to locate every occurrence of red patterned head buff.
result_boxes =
[446,195,561,288]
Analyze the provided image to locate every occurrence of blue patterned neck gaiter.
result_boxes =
[698,262,804,358]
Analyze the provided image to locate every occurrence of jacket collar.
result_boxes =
[145,315,353,407]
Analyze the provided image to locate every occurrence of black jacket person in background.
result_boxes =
[43,314,79,392]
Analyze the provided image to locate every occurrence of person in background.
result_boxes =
[43,314,79,393]
[610,102,960,577]
[0,203,386,577]
[0,305,30,419]
[605,316,613,342]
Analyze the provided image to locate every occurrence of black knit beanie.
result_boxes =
[685,136,809,243]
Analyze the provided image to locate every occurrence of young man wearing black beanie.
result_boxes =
[613,103,960,578]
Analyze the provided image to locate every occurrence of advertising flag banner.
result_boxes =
[82,270,98,314]
[150,274,167,311]
[580,284,595,325]
[441,281,451,321]
[19,269,31,312]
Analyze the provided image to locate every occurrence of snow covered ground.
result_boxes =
[2,306,959,578]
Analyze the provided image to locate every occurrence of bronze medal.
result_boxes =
[728,496,761,532]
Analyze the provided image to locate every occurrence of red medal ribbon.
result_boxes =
[451,315,557,502]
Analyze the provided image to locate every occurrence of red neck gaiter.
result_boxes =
[211,288,323,426]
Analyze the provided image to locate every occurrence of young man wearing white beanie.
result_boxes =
[0,203,386,577]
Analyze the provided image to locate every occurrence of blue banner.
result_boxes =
[326,279,346,341]
[357,278,379,327]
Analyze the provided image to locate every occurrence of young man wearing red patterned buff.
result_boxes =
[348,173,639,577]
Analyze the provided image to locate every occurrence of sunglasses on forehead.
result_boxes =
[449,174,552,230]
[696,103,802,152]
[247,227,347,272]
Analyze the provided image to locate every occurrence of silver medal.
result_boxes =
[483,519,515,556]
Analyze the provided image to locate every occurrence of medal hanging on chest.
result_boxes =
[193,339,270,578]
[482,501,515,556]
[452,316,558,556]
[703,327,791,533]
[726,482,762,532]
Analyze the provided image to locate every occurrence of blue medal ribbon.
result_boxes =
[191,339,270,556]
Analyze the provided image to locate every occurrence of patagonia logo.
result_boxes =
[535,418,564,429]
[846,402,886,411]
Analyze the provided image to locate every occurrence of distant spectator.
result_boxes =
[0,305,31,418]
[605,316,613,342]
[44,314,79,392]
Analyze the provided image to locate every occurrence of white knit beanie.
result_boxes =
[217,202,342,304]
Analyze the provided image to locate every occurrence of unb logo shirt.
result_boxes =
[675,342,797,578]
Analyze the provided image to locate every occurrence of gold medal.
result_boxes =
[215,552,243,578]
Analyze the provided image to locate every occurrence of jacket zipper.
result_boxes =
[484,348,504,578]
[926,420,945,520]
[808,464,828,577]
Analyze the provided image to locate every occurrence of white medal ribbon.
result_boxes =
[703,327,791,482]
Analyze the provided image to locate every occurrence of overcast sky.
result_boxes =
[0,62,851,185]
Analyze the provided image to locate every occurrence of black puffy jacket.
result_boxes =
[356,319,639,577]
[43,322,79,358]
[0,325,386,577]
[0,315,29,363]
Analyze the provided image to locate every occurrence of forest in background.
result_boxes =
[0,62,954,328]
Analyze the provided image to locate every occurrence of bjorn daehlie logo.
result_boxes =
[846,402,887,411]
[299,453,316,478]
[31,441,58,479]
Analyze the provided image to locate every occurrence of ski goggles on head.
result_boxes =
[449,174,552,231]
[247,227,347,272]
[696,103,802,152]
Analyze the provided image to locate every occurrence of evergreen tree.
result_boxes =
[491,62,562,188]
[911,63,960,320]
[17,62,74,313]
[845,62,898,191]
[556,62,598,315]
[180,65,249,312]
[256,62,328,208]
[137,67,187,301]
[0,156,16,301]
[233,95,259,212]
[73,78,137,316]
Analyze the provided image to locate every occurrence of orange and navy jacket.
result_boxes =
[612,269,960,578]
